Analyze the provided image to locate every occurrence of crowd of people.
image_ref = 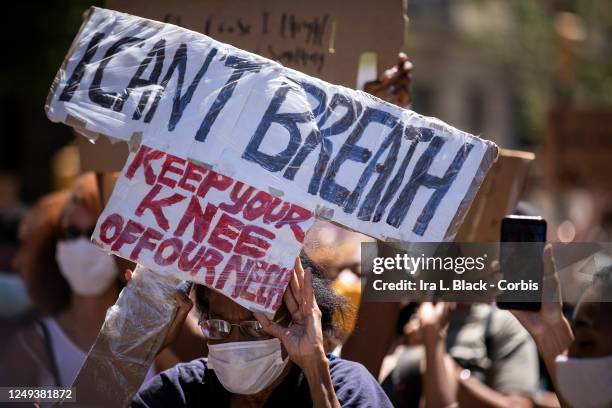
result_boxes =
[0,57,610,408]
[1,172,611,407]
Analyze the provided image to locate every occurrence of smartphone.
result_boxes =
[496,215,547,311]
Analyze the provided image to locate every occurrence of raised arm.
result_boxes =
[509,245,574,408]
[255,258,341,408]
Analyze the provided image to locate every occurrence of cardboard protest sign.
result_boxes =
[46,8,498,312]
[546,107,612,194]
[456,149,535,242]
[46,7,498,246]
[94,144,314,313]
[106,0,406,88]
[75,132,128,172]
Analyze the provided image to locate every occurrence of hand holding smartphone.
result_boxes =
[496,215,547,311]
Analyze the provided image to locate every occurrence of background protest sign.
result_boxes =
[75,132,128,172]
[94,144,314,314]
[107,0,406,88]
[546,107,612,194]
[46,7,497,245]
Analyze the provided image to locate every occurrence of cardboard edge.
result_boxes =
[443,142,500,242]
[498,148,535,161]
[45,6,98,119]
[454,148,535,242]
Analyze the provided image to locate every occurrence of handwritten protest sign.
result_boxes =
[46,8,498,310]
[95,145,314,313]
[107,0,406,88]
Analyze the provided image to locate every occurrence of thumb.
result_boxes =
[162,290,193,349]
[542,244,561,304]
[543,244,556,279]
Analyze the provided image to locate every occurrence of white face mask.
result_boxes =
[555,354,612,408]
[56,237,118,296]
[207,338,289,395]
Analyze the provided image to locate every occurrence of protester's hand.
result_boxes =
[124,269,194,350]
[418,302,455,344]
[505,246,573,408]
[402,314,423,345]
[401,302,455,345]
[254,258,326,370]
[507,245,569,339]
[363,52,413,108]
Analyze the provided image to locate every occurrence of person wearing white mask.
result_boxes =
[133,255,393,407]
[511,245,612,408]
[0,173,158,389]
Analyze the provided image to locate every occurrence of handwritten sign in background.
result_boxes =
[107,0,406,88]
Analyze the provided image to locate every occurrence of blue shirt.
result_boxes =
[132,357,392,407]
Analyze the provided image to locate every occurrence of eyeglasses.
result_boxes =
[59,225,96,241]
[198,314,290,340]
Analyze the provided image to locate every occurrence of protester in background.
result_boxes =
[511,245,612,408]
[380,302,539,408]
[0,213,32,356]
[133,255,392,408]
[0,173,160,388]
[342,242,539,407]
[0,198,31,328]
[303,221,373,349]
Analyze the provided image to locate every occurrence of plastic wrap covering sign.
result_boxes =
[45,8,498,297]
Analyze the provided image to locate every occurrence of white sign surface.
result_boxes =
[95,145,314,313]
[47,7,497,244]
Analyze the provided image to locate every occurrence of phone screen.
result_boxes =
[496,215,547,311]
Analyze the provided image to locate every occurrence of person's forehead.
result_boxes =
[207,290,254,321]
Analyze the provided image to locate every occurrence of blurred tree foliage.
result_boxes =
[458,0,612,145]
